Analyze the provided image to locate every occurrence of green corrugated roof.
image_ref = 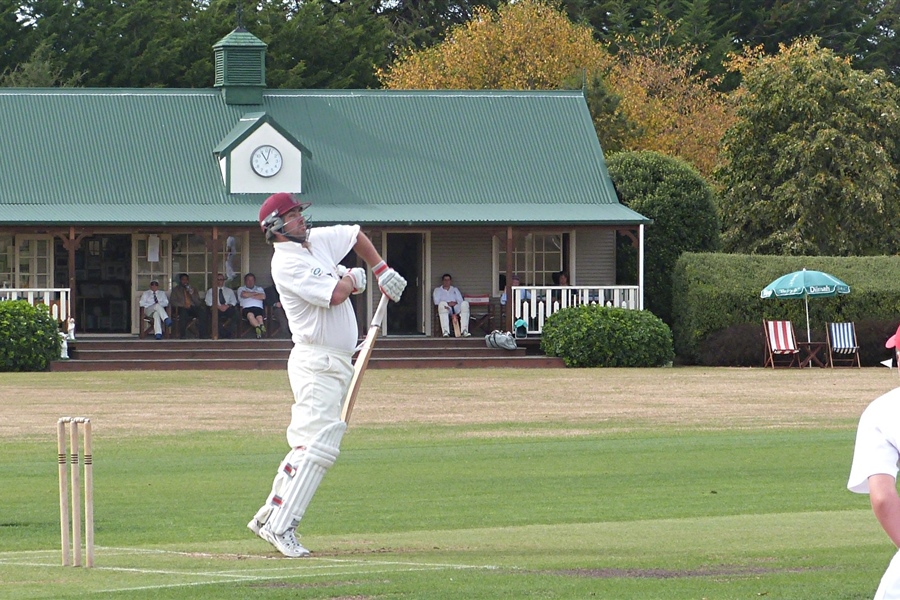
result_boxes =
[0,88,648,226]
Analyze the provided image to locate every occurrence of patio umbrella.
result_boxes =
[760,268,851,343]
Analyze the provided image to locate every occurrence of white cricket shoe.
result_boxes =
[247,517,262,536]
[256,522,311,558]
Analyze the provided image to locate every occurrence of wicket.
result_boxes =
[57,417,94,567]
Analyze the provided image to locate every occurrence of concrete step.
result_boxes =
[51,335,558,371]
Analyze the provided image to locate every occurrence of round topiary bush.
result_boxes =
[0,300,62,372]
[541,305,674,368]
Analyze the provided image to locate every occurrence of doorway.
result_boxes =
[384,232,425,335]
[67,234,132,333]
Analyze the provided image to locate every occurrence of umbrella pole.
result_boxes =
[804,295,811,344]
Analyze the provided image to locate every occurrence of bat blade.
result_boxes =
[341,294,390,424]
[451,313,461,337]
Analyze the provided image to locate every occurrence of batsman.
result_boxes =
[248,192,406,557]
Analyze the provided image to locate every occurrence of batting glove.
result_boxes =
[336,265,366,294]
[373,261,407,302]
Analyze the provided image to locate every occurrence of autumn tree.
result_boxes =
[605,26,735,179]
[716,38,900,256]
[378,0,612,89]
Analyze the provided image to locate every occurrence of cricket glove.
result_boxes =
[373,261,406,302]
[336,265,366,295]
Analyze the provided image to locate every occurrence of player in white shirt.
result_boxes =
[248,192,406,558]
[237,273,267,338]
[848,381,900,599]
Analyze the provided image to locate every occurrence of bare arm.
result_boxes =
[352,230,383,268]
[870,474,900,547]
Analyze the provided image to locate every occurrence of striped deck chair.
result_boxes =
[763,320,800,368]
[826,322,861,368]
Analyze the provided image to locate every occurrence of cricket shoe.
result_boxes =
[253,520,311,558]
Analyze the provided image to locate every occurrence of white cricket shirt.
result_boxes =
[271,224,360,352]
[848,387,900,494]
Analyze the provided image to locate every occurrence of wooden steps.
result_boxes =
[50,336,564,371]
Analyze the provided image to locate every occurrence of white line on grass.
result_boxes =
[97,565,480,594]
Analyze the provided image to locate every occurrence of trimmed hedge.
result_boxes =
[541,305,674,367]
[0,300,62,372]
[672,253,900,366]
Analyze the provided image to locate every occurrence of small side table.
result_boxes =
[798,341,827,368]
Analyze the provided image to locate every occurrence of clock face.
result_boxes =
[250,145,283,178]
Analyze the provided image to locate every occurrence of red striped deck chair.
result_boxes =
[763,320,800,368]
[826,322,861,368]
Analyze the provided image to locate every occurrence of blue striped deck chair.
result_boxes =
[826,322,861,368]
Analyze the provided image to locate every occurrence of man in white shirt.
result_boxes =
[238,272,267,338]
[848,384,900,599]
[138,279,171,340]
[247,192,406,558]
[205,274,238,338]
[432,273,470,337]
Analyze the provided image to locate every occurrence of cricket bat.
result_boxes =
[451,312,461,337]
[341,293,390,425]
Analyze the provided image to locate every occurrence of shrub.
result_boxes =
[541,305,674,367]
[607,151,721,325]
[0,300,62,372]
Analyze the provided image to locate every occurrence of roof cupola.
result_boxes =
[213,27,267,106]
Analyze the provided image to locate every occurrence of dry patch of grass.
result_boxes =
[1,367,894,439]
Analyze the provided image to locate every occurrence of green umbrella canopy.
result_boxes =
[761,269,851,343]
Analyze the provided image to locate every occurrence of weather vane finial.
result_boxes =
[236,3,244,30]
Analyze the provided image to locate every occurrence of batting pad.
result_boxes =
[266,421,347,535]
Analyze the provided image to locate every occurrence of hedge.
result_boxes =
[672,253,900,366]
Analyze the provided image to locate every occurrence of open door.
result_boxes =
[383,232,426,335]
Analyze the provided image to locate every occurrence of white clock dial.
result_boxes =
[250,145,283,177]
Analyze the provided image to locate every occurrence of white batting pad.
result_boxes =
[266,421,347,535]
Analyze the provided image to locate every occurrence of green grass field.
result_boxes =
[1,367,897,598]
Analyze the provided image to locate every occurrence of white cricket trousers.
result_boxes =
[437,300,470,335]
[285,343,354,449]
[875,549,900,599]
[144,304,168,335]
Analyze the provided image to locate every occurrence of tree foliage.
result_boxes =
[379,0,499,52]
[0,39,83,87]
[378,0,612,89]
[605,25,735,178]
[716,38,900,256]
[607,151,721,325]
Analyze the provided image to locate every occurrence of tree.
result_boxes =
[606,25,735,179]
[378,0,612,89]
[265,0,392,89]
[378,0,499,53]
[0,39,83,87]
[561,69,640,153]
[607,151,721,325]
[716,38,900,256]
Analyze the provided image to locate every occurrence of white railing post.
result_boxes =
[507,284,640,335]
[0,287,72,324]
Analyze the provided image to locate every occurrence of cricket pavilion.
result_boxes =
[0,27,649,343]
